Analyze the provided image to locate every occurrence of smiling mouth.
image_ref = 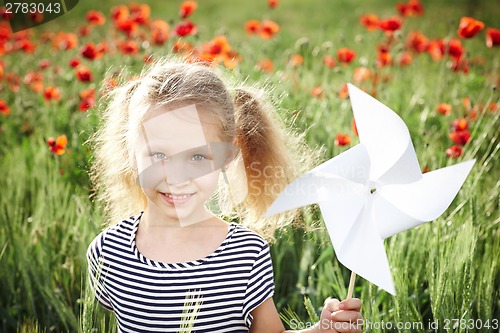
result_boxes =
[160,192,195,205]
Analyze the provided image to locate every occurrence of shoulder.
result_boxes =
[86,212,142,261]
[229,223,270,255]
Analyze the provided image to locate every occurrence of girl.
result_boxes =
[86,57,363,333]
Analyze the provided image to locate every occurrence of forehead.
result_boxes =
[139,104,221,153]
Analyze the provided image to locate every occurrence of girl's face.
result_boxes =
[133,104,233,226]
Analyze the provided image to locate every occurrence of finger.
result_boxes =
[339,298,362,311]
[327,319,363,333]
[331,310,363,323]
[323,297,341,312]
[335,322,363,333]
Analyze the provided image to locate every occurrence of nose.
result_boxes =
[162,158,193,186]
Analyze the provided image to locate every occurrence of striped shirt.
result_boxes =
[87,211,275,332]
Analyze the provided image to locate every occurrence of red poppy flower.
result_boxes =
[457,17,484,39]
[488,102,499,112]
[260,20,280,39]
[52,32,78,50]
[203,35,231,56]
[406,31,428,53]
[268,0,279,8]
[1,6,14,20]
[78,25,92,37]
[449,130,471,146]
[376,50,392,67]
[486,28,500,48]
[289,54,303,67]
[451,118,468,131]
[398,52,413,66]
[115,18,139,37]
[97,41,108,54]
[323,55,336,68]
[15,39,36,53]
[43,86,61,102]
[338,83,349,99]
[310,86,323,98]
[359,14,379,31]
[175,20,197,37]
[446,145,462,159]
[426,39,445,60]
[111,5,129,22]
[337,48,356,64]
[335,133,351,146]
[172,40,193,53]
[80,42,102,60]
[38,59,51,70]
[436,103,452,115]
[379,16,403,33]
[69,57,80,68]
[256,59,274,73]
[47,135,68,156]
[245,20,260,35]
[451,57,469,74]
[76,66,93,82]
[29,11,44,24]
[143,54,154,64]
[447,38,464,59]
[150,20,170,45]
[222,50,242,70]
[23,71,43,92]
[5,72,21,92]
[80,88,95,100]
[103,77,118,92]
[462,97,472,111]
[86,10,105,25]
[118,40,140,55]
[352,118,358,136]
[0,99,10,115]
[353,67,373,83]
[396,0,424,17]
[179,1,197,18]
[129,3,150,25]
[79,96,96,111]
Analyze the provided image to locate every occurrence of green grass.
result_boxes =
[0,0,499,332]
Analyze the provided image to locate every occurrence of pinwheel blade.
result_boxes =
[321,199,396,295]
[309,144,370,185]
[264,174,365,217]
[264,145,370,217]
[378,159,475,224]
[347,84,422,185]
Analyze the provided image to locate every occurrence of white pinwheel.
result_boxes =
[264,84,475,295]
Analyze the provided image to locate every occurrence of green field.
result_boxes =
[0,0,499,332]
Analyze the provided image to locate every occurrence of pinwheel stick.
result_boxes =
[347,272,356,299]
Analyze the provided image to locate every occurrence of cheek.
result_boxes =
[197,170,221,193]
[137,160,166,190]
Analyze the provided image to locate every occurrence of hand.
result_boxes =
[316,298,363,333]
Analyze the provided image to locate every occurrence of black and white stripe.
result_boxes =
[87,212,275,332]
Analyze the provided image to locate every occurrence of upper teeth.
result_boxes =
[167,193,190,199]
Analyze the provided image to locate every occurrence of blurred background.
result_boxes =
[0,0,498,332]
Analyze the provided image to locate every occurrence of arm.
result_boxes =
[249,297,363,333]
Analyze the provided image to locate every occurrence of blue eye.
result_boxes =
[153,152,167,160]
[192,154,206,161]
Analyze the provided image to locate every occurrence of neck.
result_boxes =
[140,203,219,231]
[137,204,229,247]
